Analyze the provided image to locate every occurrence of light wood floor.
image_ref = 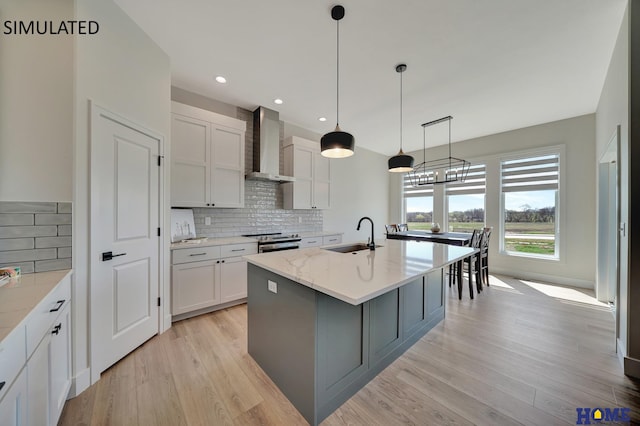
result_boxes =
[60,275,640,425]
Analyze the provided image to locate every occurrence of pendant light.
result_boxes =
[388,63,414,172]
[321,5,355,158]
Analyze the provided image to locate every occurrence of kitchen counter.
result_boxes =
[297,230,343,238]
[244,238,474,305]
[0,269,72,342]
[170,236,256,250]
[246,239,474,425]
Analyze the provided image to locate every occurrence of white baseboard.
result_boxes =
[491,267,594,289]
[617,338,626,368]
[68,367,91,398]
[624,356,640,379]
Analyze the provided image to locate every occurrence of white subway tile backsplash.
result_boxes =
[35,214,72,225]
[193,180,322,238]
[0,202,72,273]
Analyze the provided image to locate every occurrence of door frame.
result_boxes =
[89,102,167,383]
[596,125,621,337]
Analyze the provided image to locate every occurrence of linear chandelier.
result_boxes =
[407,115,470,186]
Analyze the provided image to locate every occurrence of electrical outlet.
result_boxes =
[268,280,277,294]
[205,217,211,225]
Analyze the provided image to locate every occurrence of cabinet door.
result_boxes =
[172,260,220,315]
[49,304,71,425]
[0,368,27,426]
[322,235,342,246]
[299,237,322,248]
[312,153,331,209]
[27,334,50,426]
[211,125,244,208]
[220,256,248,303]
[293,147,313,209]
[171,114,210,207]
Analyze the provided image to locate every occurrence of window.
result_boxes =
[500,153,559,259]
[403,174,433,230]
[446,163,486,232]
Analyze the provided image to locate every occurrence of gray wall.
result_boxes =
[595,3,631,368]
[0,0,73,202]
[393,114,597,288]
[74,0,171,394]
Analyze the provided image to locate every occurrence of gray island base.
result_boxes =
[245,240,475,425]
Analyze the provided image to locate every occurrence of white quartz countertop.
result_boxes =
[0,269,72,342]
[244,239,476,305]
[170,236,257,250]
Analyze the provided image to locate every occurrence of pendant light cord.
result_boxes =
[336,19,340,126]
[400,69,403,151]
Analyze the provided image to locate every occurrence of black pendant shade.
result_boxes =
[321,125,355,158]
[388,149,414,172]
[321,5,354,159]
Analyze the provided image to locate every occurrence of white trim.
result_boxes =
[68,367,91,398]
[490,266,594,289]
[171,101,245,131]
[617,338,626,368]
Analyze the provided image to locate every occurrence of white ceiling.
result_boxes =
[114,0,626,155]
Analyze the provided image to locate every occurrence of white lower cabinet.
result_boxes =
[0,272,72,426]
[27,297,72,426]
[322,234,342,246]
[172,260,220,315]
[220,256,248,303]
[172,242,257,318]
[0,368,27,426]
[299,237,322,248]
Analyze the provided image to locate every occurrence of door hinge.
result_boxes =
[157,227,161,237]
[157,297,161,307]
[157,155,164,166]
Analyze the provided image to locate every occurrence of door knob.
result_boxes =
[102,251,127,261]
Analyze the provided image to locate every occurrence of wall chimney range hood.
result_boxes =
[246,106,295,182]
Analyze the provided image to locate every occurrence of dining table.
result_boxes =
[386,230,475,299]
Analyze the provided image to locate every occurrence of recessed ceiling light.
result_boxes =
[318,117,327,122]
[274,98,283,105]
[215,76,227,84]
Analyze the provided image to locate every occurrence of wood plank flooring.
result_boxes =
[59,275,640,425]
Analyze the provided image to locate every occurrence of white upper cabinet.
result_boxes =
[282,136,331,210]
[171,101,246,208]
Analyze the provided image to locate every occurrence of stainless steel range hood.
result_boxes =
[246,106,295,182]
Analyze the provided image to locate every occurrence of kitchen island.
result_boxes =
[244,239,475,425]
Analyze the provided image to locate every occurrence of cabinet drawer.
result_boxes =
[26,274,71,358]
[172,245,221,264]
[220,243,257,258]
[322,235,342,246]
[0,325,26,402]
[299,237,322,248]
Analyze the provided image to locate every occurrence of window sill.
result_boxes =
[499,250,559,261]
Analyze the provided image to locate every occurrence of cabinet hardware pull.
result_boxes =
[0,381,4,392]
[189,253,207,256]
[309,240,317,243]
[231,248,245,252]
[50,300,65,312]
[52,323,62,335]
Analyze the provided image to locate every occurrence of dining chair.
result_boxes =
[385,224,398,234]
[479,227,493,287]
[450,228,482,299]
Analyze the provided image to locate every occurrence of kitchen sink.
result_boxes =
[324,243,382,253]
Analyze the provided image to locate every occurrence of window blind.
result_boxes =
[445,163,486,195]
[501,154,559,193]
[403,174,433,198]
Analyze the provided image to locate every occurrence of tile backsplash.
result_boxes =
[0,201,72,273]
[193,180,322,238]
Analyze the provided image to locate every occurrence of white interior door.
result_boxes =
[90,104,161,383]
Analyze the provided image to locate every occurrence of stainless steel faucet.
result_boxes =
[357,216,375,250]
